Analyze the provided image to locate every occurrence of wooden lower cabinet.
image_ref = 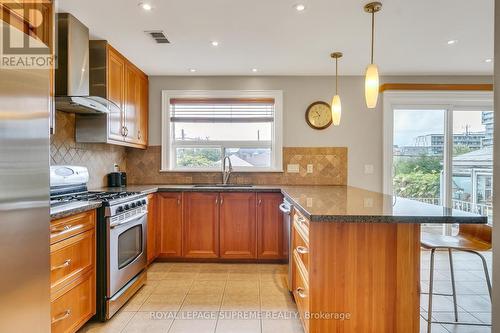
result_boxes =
[183,192,219,258]
[219,192,257,259]
[50,210,96,333]
[291,208,421,333]
[151,191,286,261]
[146,193,158,264]
[158,192,183,258]
[257,193,285,259]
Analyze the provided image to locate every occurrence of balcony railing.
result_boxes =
[412,197,492,220]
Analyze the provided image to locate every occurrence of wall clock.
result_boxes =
[305,101,332,130]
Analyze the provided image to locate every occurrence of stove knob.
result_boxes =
[130,202,136,208]
[124,204,130,210]
[142,199,147,205]
[117,206,124,213]
[137,201,143,206]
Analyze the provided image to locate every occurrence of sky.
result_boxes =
[393,109,487,146]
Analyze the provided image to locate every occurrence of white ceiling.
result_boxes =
[57,0,494,76]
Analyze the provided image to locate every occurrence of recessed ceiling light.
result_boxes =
[252,68,258,73]
[211,41,219,47]
[485,58,493,63]
[447,39,458,45]
[139,2,152,11]
[295,4,306,11]
[189,68,197,72]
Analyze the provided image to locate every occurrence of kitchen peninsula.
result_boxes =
[52,184,487,333]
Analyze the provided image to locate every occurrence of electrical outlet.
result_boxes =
[287,164,300,173]
[307,164,314,173]
[306,197,313,207]
[363,197,374,208]
[364,164,374,175]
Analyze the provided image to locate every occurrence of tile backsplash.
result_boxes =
[50,111,127,189]
[51,113,346,188]
[126,146,347,185]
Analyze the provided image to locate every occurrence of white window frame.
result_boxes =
[161,90,283,172]
[382,90,493,207]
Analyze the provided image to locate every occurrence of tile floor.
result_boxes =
[78,250,493,333]
[78,263,304,333]
[420,250,492,333]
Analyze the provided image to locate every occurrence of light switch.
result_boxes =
[287,164,300,173]
[307,164,314,173]
[364,164,374,174]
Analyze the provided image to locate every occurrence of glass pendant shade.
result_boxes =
[331,94,341,126]
[364,63,379,109]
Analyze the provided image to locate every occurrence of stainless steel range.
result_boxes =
[50,166,148,321]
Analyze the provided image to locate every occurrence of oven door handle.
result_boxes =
[110,212,147,229]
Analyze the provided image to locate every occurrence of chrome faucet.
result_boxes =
[222,156,233,185]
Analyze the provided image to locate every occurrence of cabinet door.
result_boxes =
[257,193,285,259]
[124,64,141,144]
[183,192,219,258]
[158,192,183,258]
[146,194,157,264]
[138,75,148,146]
[219,193,257,259]
[107,46,125,141]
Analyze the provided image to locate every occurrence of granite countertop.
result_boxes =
[85,184,487,224]
[281,185,488,224]
[50,201,102,221]
[93,184,282,193]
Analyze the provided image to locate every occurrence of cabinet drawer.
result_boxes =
[292,222,309,276]
[51,211,95,244]
[50,229,95,292]
[293,252,310,333]
[51,270,95,333]
[293,210,309,242]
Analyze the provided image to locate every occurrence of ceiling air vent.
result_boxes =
[145,30,170,44]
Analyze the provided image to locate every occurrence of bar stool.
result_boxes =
[421,224,492,333]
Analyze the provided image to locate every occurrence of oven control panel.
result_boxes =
[106,196,148,217]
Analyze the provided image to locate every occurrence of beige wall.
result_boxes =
[148,75,492,192]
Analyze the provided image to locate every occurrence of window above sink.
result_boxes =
[161,90,283,172]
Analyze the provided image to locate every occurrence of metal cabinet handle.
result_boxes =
[124,126,129,137]
[50,224,83,236]
[220,197,224,205]
[177,198,181,205]
[215,197,218,205]
[296,246,309,255]
[52,309,71,324]
[121,126,126,136]
[138,129,141,140]
[296,287,307,298]
[279,203,291,214]
[258,199,262,206]
[51,259,72,271]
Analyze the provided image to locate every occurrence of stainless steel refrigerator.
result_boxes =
[0,23,51,333]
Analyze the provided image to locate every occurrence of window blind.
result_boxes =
[170,98,275,123]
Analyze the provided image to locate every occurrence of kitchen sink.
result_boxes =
[193,184,255,188]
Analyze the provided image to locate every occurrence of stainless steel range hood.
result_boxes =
[55,13,116,114]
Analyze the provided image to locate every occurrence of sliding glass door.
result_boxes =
[384,91,493,235]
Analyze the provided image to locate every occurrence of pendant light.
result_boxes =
[364,2,382,109]
[330,52,343,126]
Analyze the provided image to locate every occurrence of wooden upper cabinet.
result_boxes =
[219,193,257,259]
[183,192,219,258]
[158,192,183,258]
[124,63,141,144]
[146,194,157,264]
[89,41,148,149]
[257,193,285,259]
[139,75,149,146]
[107,46,126,142]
